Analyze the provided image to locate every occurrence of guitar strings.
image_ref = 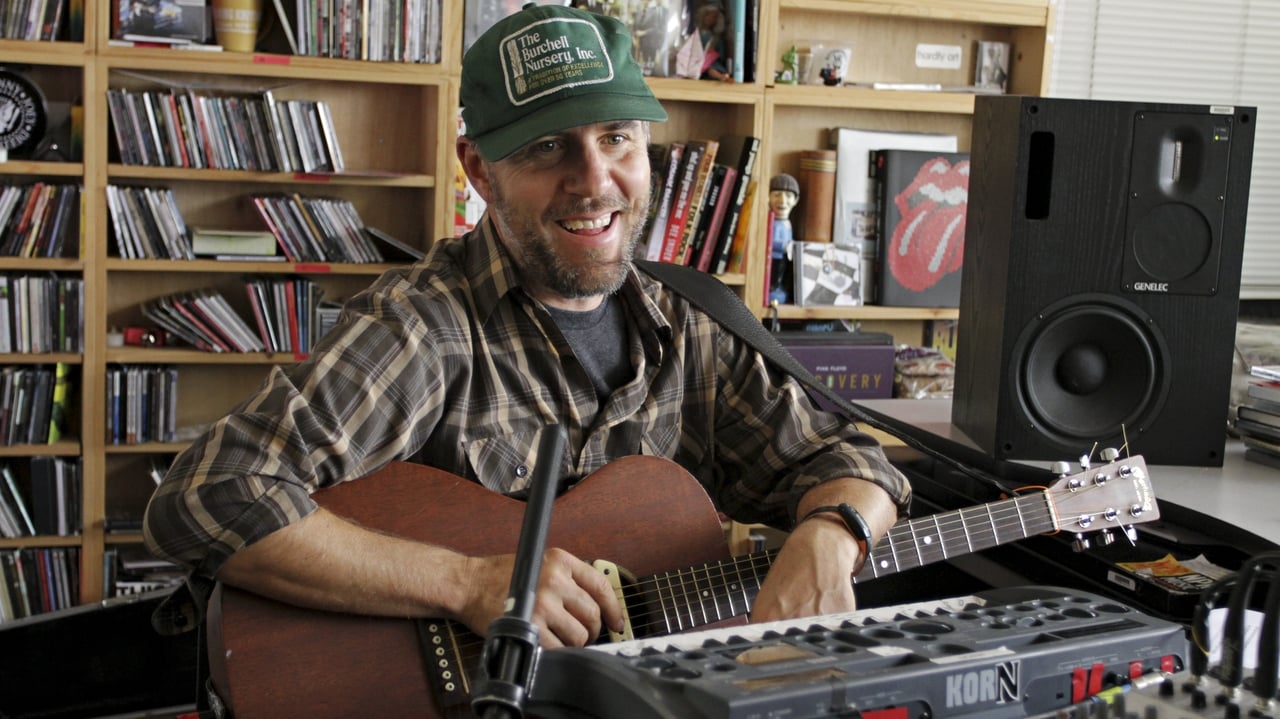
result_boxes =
[441,481,1130,665]
[592,480,1128,636]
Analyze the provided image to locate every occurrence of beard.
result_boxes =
[487,178,650,300]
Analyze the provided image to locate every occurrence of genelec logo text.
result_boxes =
[945,661,1020,708]
[1133,282,1169,292]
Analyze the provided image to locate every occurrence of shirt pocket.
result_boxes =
[638,419,682,461]
[464,424,566,495]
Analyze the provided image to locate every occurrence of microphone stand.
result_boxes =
[471,426,567,719]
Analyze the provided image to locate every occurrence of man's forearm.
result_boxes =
[794,477,900,545]
[216,507,471,619]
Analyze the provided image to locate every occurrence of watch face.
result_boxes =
[0,70,48,156]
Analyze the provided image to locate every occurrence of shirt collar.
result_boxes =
[461,213,528,326]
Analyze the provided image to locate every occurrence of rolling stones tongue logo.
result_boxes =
[887,157,970,292]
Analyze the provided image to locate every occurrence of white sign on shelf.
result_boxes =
[915,44,962,69]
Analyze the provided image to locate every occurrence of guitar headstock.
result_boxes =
[1043,454,1160,550]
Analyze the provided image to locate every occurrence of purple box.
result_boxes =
[778,333,895,410]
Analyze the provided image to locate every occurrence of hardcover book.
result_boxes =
[658,140,708,263]
[828,127,957,303]
[643,142,684,261]
[190,227,278,257]
[710,133,760,274]
[872,149,970,307]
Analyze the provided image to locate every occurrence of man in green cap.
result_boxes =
[146,3,909,655]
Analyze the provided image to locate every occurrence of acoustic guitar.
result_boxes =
[207,454,1158,718]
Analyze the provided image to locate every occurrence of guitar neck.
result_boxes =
[856,491,1055,582]
[632,491,1056,634]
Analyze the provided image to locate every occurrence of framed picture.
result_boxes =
[975,40,1010,91]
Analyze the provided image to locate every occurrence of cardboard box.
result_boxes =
[778,332,895,411]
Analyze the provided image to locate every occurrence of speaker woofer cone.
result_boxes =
[1011,295,1170,444]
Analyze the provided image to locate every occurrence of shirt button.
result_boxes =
[515,465,529,478]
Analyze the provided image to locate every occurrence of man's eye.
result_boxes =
[533,139,561,154]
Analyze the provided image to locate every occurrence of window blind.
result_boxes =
[1050,0,1280,299]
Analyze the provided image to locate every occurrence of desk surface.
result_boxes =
[858,399,1280,547]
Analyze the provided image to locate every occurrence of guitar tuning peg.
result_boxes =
[1122,525,1139,545]
[1096,530,1116,546]
[1050,461,1072,477]
[1100,447,1120,462]
[1078,454,1091,470]
[1072,533,1091,552]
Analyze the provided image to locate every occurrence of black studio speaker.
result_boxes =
[952,96,1256,467]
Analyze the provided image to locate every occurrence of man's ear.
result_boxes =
[456,137,494,203]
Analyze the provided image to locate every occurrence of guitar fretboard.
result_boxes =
[862,491,1056,579]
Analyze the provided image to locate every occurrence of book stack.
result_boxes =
[1,546,81,621]
[104,365,178,445]
[0,457,80,541]
[101,545,185,599]
[106,88,345,173]
[1,0,71,40]
[251,193,382,263]
[0,274,85,353]
[141,288,264,353]
[1236,364,1280,468]
[106,184,194,260]
[641,133,760,276]
[244,275,334,354]
[0,363,75,446]
[278,0,442,63]
[0,182,82,259]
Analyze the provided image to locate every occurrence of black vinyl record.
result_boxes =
[0,68,48,157]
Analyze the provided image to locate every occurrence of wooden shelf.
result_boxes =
[772,305,960,321]
[768,84,979,114]
[106,164,436,188]
[0,160,85,177]
[780,0,1052,27]
[98,48,452,84]
[0,353,82,364]
[105,347,311,364]
[104,258,397,275]
[0,441,82,457]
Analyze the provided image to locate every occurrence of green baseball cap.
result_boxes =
[461,3,668,161]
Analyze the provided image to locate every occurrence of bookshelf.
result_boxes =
[0,0,1053,612]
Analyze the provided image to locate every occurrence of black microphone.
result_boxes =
[471,425,568,719]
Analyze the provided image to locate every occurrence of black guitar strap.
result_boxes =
[635,259,1015,486]
[637,259,873,423]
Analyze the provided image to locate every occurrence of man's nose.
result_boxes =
[564,144,614,195]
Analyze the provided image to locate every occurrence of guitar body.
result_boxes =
[207,457,731,719]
